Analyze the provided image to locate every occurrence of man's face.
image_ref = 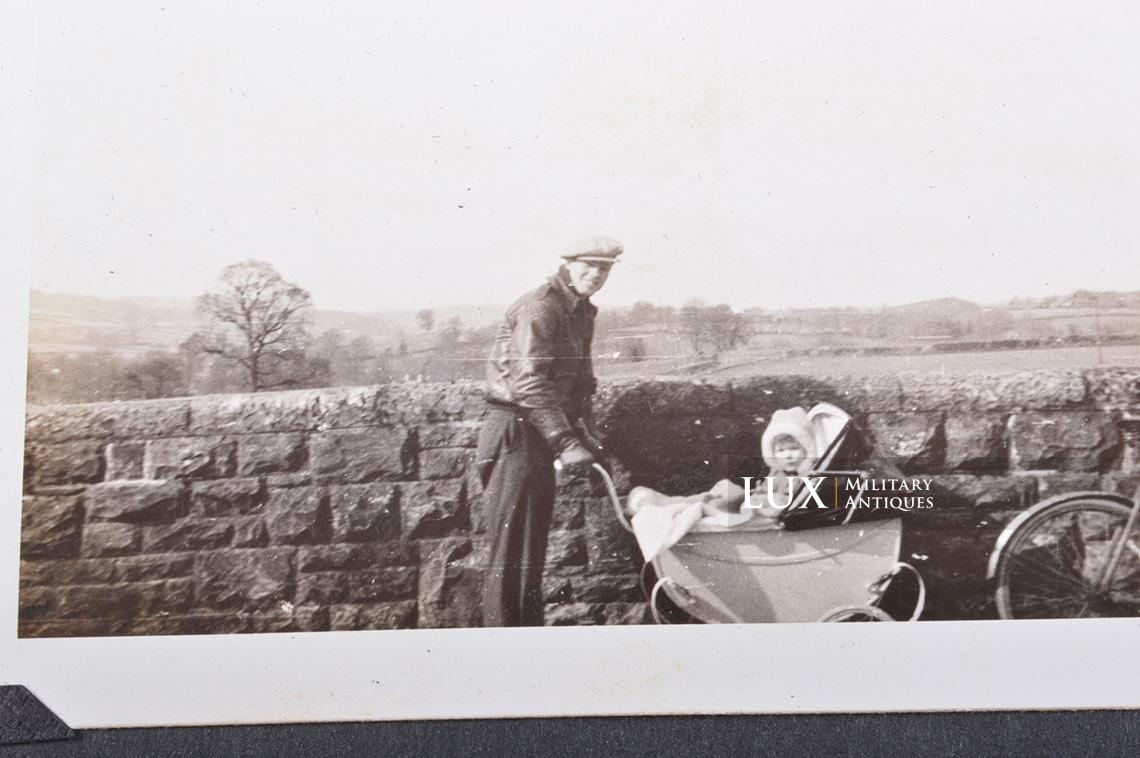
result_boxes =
[565,260,613,297]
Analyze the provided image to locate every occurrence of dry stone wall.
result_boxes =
[19,370,1140,636]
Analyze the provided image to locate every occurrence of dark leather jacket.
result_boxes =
[485,267,598,451]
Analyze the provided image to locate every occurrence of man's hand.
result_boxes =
[575,401,606,461]
[578,428,606,460]
[557,439,596,475]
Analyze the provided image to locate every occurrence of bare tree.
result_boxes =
[416,308,435,332]
[680,301,751,358]
[196,260,316,391]
[435,316,464,350]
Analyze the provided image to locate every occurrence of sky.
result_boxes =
[26,1,1140,314]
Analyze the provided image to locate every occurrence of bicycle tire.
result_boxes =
[994,498,1140,620]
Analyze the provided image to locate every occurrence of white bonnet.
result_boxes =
[761,407,819,473]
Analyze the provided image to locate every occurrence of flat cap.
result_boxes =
[560,235,623,264]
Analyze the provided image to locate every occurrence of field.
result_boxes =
[595,344,1140,379]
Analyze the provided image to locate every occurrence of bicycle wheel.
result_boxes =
[995,499,1140,619]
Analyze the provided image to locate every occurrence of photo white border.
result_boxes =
[4,3,1140,729]
[5,220,1140,733]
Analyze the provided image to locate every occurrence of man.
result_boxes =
[477,236,622,626]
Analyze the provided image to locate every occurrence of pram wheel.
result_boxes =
[819,606,894,622]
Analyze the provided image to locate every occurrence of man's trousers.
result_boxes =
[476,407,556,627]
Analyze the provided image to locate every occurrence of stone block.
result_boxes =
[603,412,757,495]
[943,415,1009,472]
[191,478,265,517]
[86,480,187,523]
[725,374,905,416]
[28,441,105,487]
[1120,414,1140,474]
[1035,473,1103,499]
[264,487,330,545]
[551,499,586,531]
[247,605,331,634]
[310,429,405,483]
[80,523,141,558]
[544,530,587,568]
[21,558,112,587]
[605,379,733,419]
[1087,369,1140,409]
[20,495,83,560]
[543,602,607,625]
[314,383,486,430]
[400,479,469,539]
[543,572,643,604]
[329,602,418,631]
[898,371,1089,412]
[928,475,1038,510]
[25,398,190,443]
[416,538,482,628]
[232,516,270,548]
[817,374,907,414]
[142,518,235,552]
[419,447,471,480]
[266,472,314,488]
[106,441,145,480]
[327,483,400,542]
[19,618,136,638]
[193,547,295,611]
[900,514,1010,591]
[144,437,237,480]
[188,390,322,435]
[238,434,308,476]
[141,577,195,616]
[35,580,193,620]
[18,587,59,621]
[129,614,250,636]
[333,382,484,426]
[20,554,195,587]
[602,603,650,625]
[584,496,640,574]
[865,412,944,473]
[296,542,416,573]
[295,568,418,605]
[1099,473,1140,499]
[310,385,395,429]
[114,554,197,584]
[419,422,481,449]
[1010,412,1122,472]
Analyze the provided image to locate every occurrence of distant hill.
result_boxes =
[27,290,504,356]
[27,287,1140,359]
[883,297,985,318]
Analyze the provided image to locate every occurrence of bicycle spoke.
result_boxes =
[1008,553,1088,591]
[1013,592,1092,617]
[1054,522,1089,574]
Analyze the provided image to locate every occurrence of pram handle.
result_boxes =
[591,463,635,533]
[553,459,634,533]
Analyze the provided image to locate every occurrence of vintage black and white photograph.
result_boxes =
[6,0,1140,727]
[16,2,1140,638]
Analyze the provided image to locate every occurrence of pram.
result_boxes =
[593,403,926,624]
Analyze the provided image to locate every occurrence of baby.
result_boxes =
[752,407,819,514]
[627,407,820,524]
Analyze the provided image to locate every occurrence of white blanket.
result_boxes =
[629,491,759,561]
